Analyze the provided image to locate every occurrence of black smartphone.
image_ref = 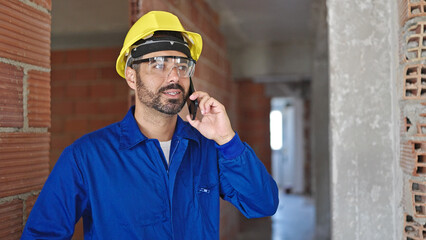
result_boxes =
[187,77,198,120]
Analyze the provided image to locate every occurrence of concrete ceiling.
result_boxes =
[52,0,314,49]
[204,0,315,81]
[205,0,314,47]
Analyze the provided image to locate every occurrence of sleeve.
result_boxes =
[217,133,279,218]
[21,145,89,239]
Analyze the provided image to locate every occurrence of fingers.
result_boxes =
[191,91,222,115]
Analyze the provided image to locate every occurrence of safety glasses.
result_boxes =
[131,56,196,78]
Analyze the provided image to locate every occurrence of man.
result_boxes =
[22,11,278,240]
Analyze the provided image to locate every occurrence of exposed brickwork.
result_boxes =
[401,0,426,233]
[419,123,426,136]
[415,142,426,176]
[27,70,51,128]
[401,141,418,174]
[29,0,52,11]
[399,0,410,27]
[0,0,51,238]
[400,0,410,64]
[236,80,272,171]
[418,102,426,136]
[403,65,426,99]
[0,132,50,198]
[50,47,128,170]
[404,214,426,239]
[405,22,426,63]
[0,62,24,128]
[411,180,426,217]
[402,102,426,139]
[407,117,413,132]
[0,0,51,68]
[408,0,426,19]
[0,199,23,240]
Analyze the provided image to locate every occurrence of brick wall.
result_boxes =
[50,48,129,169]
[236,80,271,172]
[0,0,51,239]
[400,0,426,238]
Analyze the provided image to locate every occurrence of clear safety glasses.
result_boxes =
[131,56,196,78]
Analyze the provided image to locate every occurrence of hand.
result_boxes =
[186,91,235,145]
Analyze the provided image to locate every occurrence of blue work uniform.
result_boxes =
[21,106,279,240]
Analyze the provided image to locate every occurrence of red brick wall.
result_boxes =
[236,80,271,171]
[399,0,426,237]
[50,48,129,170]
[0,0,51,238]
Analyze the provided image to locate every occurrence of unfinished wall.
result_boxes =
[328,0,401,239]
[237,80,271,172]
[0,0,51,238]
[399,1,426,239]
[50,48,129,170]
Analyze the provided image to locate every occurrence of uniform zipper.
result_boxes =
[169,139,179,240]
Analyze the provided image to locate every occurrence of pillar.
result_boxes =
[328,0,401,239]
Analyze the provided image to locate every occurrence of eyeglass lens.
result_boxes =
[146,56,194,77]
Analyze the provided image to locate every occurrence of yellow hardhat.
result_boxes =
[116,11,203,78]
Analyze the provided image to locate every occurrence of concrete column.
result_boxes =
[311,1,331,239]
[327,0,402,239]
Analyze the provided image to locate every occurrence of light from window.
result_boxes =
[270,110,283,150]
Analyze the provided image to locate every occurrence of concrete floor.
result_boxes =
[237,192,315,240]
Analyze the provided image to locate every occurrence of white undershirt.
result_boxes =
[159,140,172,165]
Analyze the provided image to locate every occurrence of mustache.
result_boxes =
[158,83,185,93]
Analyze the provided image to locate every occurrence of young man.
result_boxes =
[22,11,278,240]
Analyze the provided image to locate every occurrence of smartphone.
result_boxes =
[187,77,198,120]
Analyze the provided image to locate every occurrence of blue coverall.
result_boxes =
[21,106,279,239]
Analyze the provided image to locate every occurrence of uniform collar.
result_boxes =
[119,106,199,150]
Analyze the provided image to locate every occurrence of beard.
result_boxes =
[135,74,188,115]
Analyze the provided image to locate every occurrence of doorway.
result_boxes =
[270,97,315,240]
[270,97,305,193]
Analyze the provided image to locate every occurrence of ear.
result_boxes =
[125,66,137,90]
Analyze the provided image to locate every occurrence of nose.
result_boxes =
[167,66,180,82]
